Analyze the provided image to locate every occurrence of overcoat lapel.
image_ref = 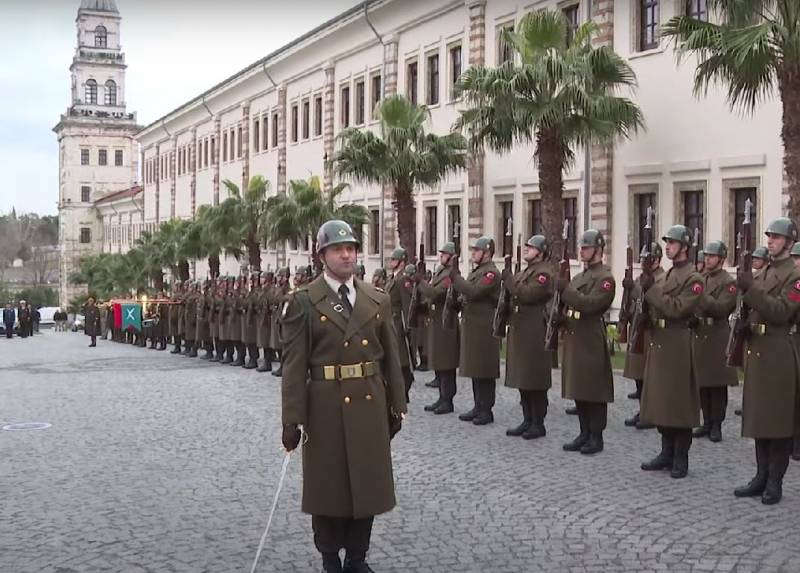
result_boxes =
[308,276,349,332]
[344,280,379,340]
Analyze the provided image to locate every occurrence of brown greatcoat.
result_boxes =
[242,289,258,345]
[453,260,502,379]
[561,262,615,403]
[169,293,181,337]
[505,260,554,390]
[84,303,101,337]
[281,276,407,519]
[692,267,738,388]
[176,293,186,337]
[385,270,414,367]
[216,293,228,341]
[742,256,800,438]
[226,292,242,342]
[257,287,272,349]
[417,265,460,371]
[209,294,219,339]
[272,285,290,350]
[184,293,197,342]
[195,292,209,343]
[640,260,704,428]
[622,267,665,380]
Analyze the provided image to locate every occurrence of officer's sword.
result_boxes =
[249,430,303,573]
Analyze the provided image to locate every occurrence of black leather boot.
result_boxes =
[628,379,642,400]
[244,345,258,369]
[433,371,455,414]
[188,344,198,358]
[642,431,674,471]
[272,364,283,377]
[735,439,769,497]
[342,551,373,573]
[580,432,604,455]
[231,343,245,366]
[459,379,480,422]
[256,353,271,372]
[222,343,233,364]
[793,436,800,461]
[321,552,342,573]
[424,397,443,412]
[425,375,440,388]
[522,392,547,439]
[506,393,532,436]
[171,337,182,354]
[565,405,578,415]
[762,439,791,505]
[563,408,589,451]
[709,422,722,443]
[692,422,710,438]
[473,380,495,426]
[625,412,640,427]
[670,431,691,479]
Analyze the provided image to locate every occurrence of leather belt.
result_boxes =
[311,361,380,381]
[566,308,582,320]
[750,323,797,336]
[653,318,691,329]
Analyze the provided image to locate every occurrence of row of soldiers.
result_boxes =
[375,217,799,506]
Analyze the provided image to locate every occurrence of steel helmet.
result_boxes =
[525,235,549,257]
[752,246,769,260]
[317,220,360,251]
[470,236,495,254]
[662,225,692,246]
[765,217,798,241]
[703,240,728,259]
[439,242,456,256]
[579,229,605,249]
[390,247,408,261]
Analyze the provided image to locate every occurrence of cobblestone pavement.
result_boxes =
[2,332,800,573]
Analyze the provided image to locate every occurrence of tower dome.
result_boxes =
[79,0,119,13]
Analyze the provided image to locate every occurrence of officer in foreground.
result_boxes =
[735,218,800,504]
[558,229,615,455]
[280,220,406,573]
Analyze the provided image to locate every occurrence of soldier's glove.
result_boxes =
[736,270,753,293]
[622,276,635,290]
[282,424,301,452]
[639,273,655,293]
[555,276,569,293]
[389,414,402,440]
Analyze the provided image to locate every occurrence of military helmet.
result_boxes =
[662,224,692,246]
[791,243,800,257]
[765,217,798,241]
[373,268,387,279]
[295,265,307,275]
[403,263,416,277]
[390,247,408,261]
[439,242,456,256]
[697,250,705,263]
[317,219,360,251]
[264,270,275,280]
[525,234,549,256]
[650,242,663,259]
[470,236,495,254]
[752,246,769,260]
[579,229,605,249]
[277,267,290,278]
[703,240,727,259]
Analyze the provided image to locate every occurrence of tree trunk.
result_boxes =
[780,64,800,225]
[208,254,220,278]
[537,128,567,262]
[178,259,190,282]
[152,271,164,291]
[247,235,262,271]
[394,181,417,254]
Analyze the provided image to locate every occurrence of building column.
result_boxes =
[190,128,197,217]
[170,138,177,220]
[467,0,486,243]
[241,102,251,190]
[213,116,221,205]
[277,84,288,266]
[323,62,336,193]
[155,143,161,223]
[382,35,399,255]
[590,0,614,258]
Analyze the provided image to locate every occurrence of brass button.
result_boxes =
[747,350,752,355]
[365,394,372,401]
[344,396,351,404]
[320,315,327,322]
[361,339,369,346]
[344,341,350,348]
[376,313,380,319]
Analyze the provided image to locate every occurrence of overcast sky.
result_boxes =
[0,0,362,216]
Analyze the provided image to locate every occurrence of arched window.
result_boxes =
[95,26,107,48]
[85,79,97,104]
[105,80,117,106]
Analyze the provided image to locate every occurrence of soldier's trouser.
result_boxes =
[658,426,692,455]
[700,387,728,424]
[576,401,607,434]
[438,370,457,404]
[766,438,792,483]
[226,341,235,360]
[522,390,548,427]
[474,378,496,413]
[248,344,259,361]
[402,366,414,399]
[312,515,374,554]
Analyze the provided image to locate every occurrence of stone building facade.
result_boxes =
[134,0,783,295]
[55,0,141,305]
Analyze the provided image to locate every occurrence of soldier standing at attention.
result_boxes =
[558,229,615,455]
[242,273,260,369]
[84,297,101,347]
[639,225,704,479]
[170,283,182,354]
[184,282,198,357]
[271,268,291,377]
[208,279,221,362]
[371,268,387,289]
[228,277,245,366]
[622,243,664,430]
[733,218,800,504]
[256,272,274,373]
[385,249,415,402]
[691,241,738,442]
[220,278,234,364]
[281,220,406,573]
[752,246,769,273]
[451,236,501,426]
[503,235,554,439]
[789,243,800,461]
[416,243,460,414]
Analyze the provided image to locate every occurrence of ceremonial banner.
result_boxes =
[121,303,142,332]
[113,303,122,329]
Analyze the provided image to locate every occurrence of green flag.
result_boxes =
[121,303,142,332]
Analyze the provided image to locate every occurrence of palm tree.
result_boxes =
[152,218,193,281]
[133,231,167,290]
[456,10,644,256]
[663,1,800,221]
[330,94,468,250]
[221,175,270,271]
[262,176,370,267]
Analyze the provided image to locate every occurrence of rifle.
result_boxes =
[491,221,515,338]
[544,219,570,352]
[407,235,425,329]
[726,198,752,367]
[442,222,462,330]
[617,241,634,343]
[628,205,654,355]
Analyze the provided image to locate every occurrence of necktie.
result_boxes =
[338,284,353,316]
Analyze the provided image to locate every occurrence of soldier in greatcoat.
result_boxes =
[639,225,704,479]
[256,272,275,372]
[691,240,738,442]
[196,280,212,359]
[281,220,406,573]
[385,248,415,401]
[208,278,222,362]
[451,236,502,426]
[220,278,234,364]
[503,235,554,440]
[621,243,664,430]
[271,268,291,377]
[734,218,800,504]
[84,297,101,347]
[170,283,183,354]
[416,243,460,414]
[558,229,615,455]
[183,282,199,357]
[242,273,260,369]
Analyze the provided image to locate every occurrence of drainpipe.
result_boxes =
[364,0,387,264]
[261,62,278,88]
[161,118,171,138]
[201,94,214,118]
[583,0,592,232]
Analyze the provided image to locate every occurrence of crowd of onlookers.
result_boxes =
[1,300,55,339]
